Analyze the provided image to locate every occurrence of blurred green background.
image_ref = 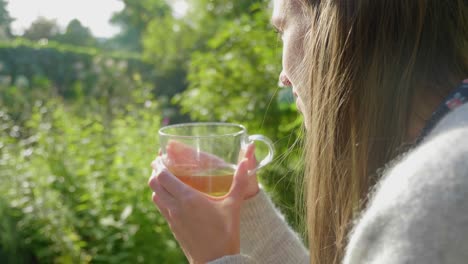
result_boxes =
[0,0,304,263]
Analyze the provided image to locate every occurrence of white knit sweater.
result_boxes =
[209,103,468,264]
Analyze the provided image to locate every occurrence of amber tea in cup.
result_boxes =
[159,122,274,197]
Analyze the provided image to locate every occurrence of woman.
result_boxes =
[148,0,468,263]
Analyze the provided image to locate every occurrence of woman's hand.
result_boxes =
[148,144,258,264]
[164,140,260,200]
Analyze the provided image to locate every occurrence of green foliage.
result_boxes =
[142,16,194,106]
[0,0,11,25]
[22,17,61,41]
[178,10,281,124]
[56,19,97,47]
[21,17,100,49]
[0,45,186,261]
[110,0,171,52]
[0,39,150,99]
[0,80,185,263]
[143,16,195,73]
[0,0,12,38]
[188,0,267,26]
[0,38,140,58]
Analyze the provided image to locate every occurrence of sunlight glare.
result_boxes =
[172,0,189,18]
[8,0,125,38]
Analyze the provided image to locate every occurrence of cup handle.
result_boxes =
[247,135,275,175]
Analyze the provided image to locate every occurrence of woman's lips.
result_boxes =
[292,87,300,98]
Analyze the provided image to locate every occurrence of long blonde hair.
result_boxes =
[298,1,468,263]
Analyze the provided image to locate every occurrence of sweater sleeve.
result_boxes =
[208,189,309,264]
[343,127,468,264]
[209,255,257,264]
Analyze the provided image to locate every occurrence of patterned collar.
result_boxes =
[415,79,468,144]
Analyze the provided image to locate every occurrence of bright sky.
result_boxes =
[8,0,125,38]
[8,0,189,38]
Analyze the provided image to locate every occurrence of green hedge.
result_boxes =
[0,39,154,98]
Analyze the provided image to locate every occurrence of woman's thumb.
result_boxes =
[245,143,256,171]
[228,158,249,201]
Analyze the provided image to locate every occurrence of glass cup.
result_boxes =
[158,122,274,197]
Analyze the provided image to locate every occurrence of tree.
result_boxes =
[109,0,171,52]
[23,17,61,41]
[189,0,259,21]
[142,0,271,106]
[176,2,286,133]
[0,0,13,38]
[56,19,96,47]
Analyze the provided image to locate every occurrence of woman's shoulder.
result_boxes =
[423,102,468,142]
[343,105,468,263]
[374,103,468,209]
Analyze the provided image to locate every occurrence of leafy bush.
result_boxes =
[0,83,185,263]
[0,39,153,98]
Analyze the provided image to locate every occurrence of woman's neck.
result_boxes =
[406,90,449,143]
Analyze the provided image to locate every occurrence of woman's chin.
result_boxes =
[296,98,304,114]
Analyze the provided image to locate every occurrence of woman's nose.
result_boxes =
[279,71,292,87]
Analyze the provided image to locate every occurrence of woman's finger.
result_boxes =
[245,143,257,170]
[227,158,250,202]
[150,157,196,200]
[157,167,192,199]
[152,192,172,220]
[148,169,160,191]
[166,140,228,167]
[150,176,178,208]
